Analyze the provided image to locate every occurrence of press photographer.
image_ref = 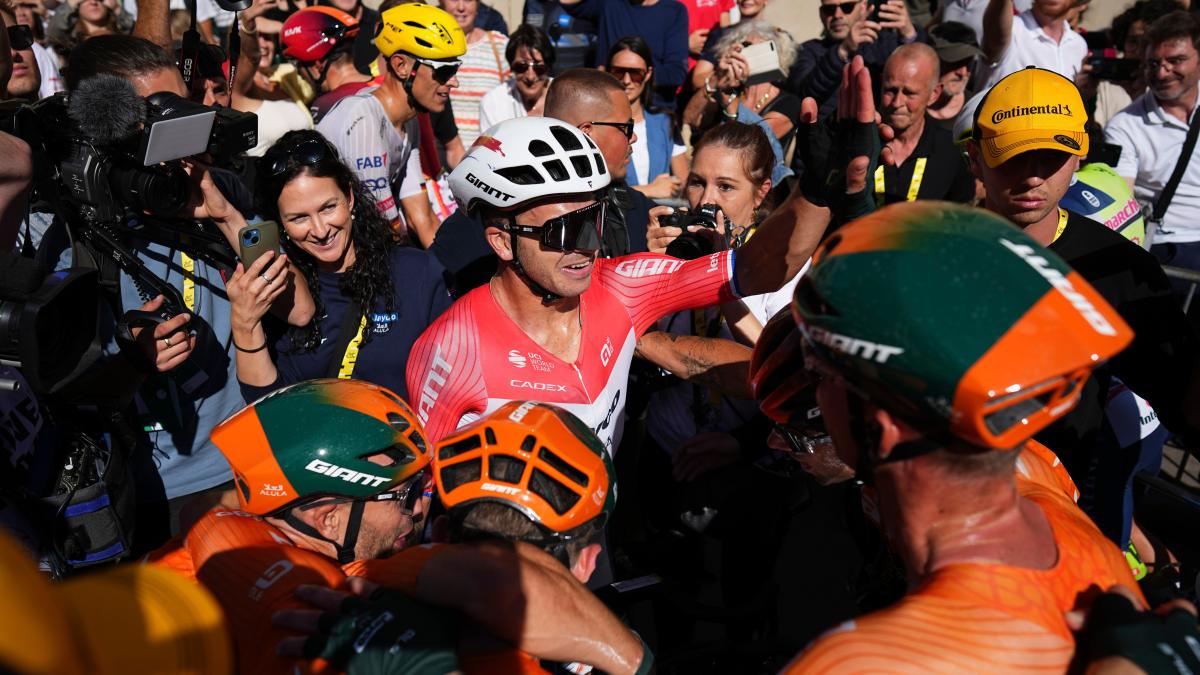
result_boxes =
[2,32,314,567]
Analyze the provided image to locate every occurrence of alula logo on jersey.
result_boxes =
[372,312,397,334]
[508,349,527,368]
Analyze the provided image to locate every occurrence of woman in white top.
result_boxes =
[605,36,688,200]
[441,0,508,146]
[478,24,554,132]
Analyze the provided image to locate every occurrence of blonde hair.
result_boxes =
[714,19,799,79]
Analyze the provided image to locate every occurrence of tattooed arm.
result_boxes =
[635,330,754,399]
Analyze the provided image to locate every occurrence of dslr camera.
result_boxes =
[663,203,722,260]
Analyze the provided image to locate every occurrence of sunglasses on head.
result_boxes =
[819,1,860,17]
[413,56,461,83]
[507,200,607,253]
[7,25,33,50]
[608,65,647,83]
[511,60,548,76]
[263,138,332,179]
[589,119,635,140]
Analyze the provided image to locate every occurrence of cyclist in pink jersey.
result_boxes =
[407,111,835,449]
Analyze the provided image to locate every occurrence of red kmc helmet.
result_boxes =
[280,6,359,63]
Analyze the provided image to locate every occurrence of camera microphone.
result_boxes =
[67,74,146,145]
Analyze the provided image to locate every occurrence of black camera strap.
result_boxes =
[1150,107,1200,229]
[179,0,202,91]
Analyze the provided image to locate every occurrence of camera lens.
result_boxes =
[108,163,190,216]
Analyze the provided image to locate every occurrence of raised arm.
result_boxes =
[981,0,1014,64]
[635,331,753,399]
[132,0,171,50]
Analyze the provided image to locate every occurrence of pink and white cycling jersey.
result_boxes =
[406,251,740,452]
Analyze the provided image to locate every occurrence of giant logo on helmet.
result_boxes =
[999,239,1118,336]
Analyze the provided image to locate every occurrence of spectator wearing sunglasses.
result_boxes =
[10,1,59,97]
[2,7,39,101]
[792,0,919,118]
[605,36,688,200]
[231,131,452,403]
[478,23,554,132]
[316,2,465,246]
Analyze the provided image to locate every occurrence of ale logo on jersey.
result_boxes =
[599,337,613,367]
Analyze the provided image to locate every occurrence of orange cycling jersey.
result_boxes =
[786,442,1142,674]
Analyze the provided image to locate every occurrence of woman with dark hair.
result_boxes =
[47,0,130,46]
[606,36,688,199]
[478,23,556,130]
[228,130,453,401]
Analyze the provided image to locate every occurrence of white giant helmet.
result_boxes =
[449,116,612,214]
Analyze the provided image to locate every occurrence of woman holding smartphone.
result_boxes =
[228,130,453,401]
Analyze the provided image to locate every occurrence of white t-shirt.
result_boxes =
[1104,93,1200,244]
[978,10,1087,90]
[32,42,64,99]
[629,118,687,187]
[317,87,424,225]
[478,78,549,133]
[246,99,314,157]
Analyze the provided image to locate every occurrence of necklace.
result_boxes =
[748,84,776,112]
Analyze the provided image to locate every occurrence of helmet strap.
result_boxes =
[504,220,562,304]
[400,61,428,114]
[281,500,367,565]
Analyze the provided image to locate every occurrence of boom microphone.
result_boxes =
[67,74,146,145]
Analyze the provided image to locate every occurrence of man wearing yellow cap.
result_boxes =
[316,2,466,246]
[965,66,1200,545]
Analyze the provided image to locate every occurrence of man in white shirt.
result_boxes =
[979,0,1085,89]
[1105,11,1200,282]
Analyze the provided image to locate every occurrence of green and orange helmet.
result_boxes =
[211,378,431,516]
[792,201,1133,450]
[434,402,615,547]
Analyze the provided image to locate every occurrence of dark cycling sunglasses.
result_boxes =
[511,60,548,76]
[299,469,428,513]
[775,422,831,457]
[263,138,332,179]
[608,65,647,84]
[589,119,635,140]
[7,24,34,50]
[508,200,606,252]
[413,56,461,83]
[819,1,860,17]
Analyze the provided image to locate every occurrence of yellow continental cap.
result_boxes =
[974,67,1089,168]
[374,2,466,60]
[0,533,88,674]
[59,565,233,675]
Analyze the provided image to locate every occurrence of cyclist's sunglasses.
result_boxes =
[511,60,548,76]
[263,138,332,179]
[775,422,831,457]
[589,119,635,140]
[608,66,647,84]
[299,469,428,512]
[7,25,33,50]
[508,200,606,252]
[819,1,861,17]
[413,56,461,83]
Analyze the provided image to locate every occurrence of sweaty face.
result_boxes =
[609,48,648,107]
[880,56,938,133]
[971,146,1078,227]
[686,144,768,228]
[585,89,635,180]
[401,55,458,113]
[441,0,477,33]
[511,45,548,105]
[279,174,357,272]
[351,474,430,558]
[508,198,601,299]
[1145,37,1200,103]
[821,0,863,41]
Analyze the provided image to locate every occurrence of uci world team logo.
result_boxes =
[508,349,527,368]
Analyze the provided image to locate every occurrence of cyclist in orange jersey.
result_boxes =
[753,201,1146,673]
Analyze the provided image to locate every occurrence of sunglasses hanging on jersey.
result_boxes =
[507,200,607,253]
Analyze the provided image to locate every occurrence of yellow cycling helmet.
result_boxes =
[374,2,466,60]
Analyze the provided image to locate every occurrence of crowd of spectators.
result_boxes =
[3,0,1200,671]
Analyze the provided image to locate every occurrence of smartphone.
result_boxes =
[238,221,281,272]
[870,0,884,22]
[1083,30,1113,51]
[742,40,785,86]
[1088,56,1140,81]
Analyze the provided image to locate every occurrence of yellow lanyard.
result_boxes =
[336,315,368,379]
[1052,208,1069,243]
[180,252,196,311]
[874,158,927,204]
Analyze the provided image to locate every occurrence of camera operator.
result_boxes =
[31,34,316,552]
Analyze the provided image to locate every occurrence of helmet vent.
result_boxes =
[570,155,593,178]
[538,447,588,488]
[520,434,537,453]
[550,125,583,151]
[414,36,432,48]
[439,434,482,461]
[543,160,569,181]
[530,469,580,515]
[234,472,251,501]
[496,166,545,185]
[528,140,555,157]
[485,427,498,445]
[407,429,427,454]
[594,154,606,175]
[984,397,1046,436]
[583,134,597,149]
[441,458,482,493]
[387,411,411,432]
[488,455,526,484]
[402,20,425,28]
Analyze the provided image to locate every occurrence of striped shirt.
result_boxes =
[449,31,510,146]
